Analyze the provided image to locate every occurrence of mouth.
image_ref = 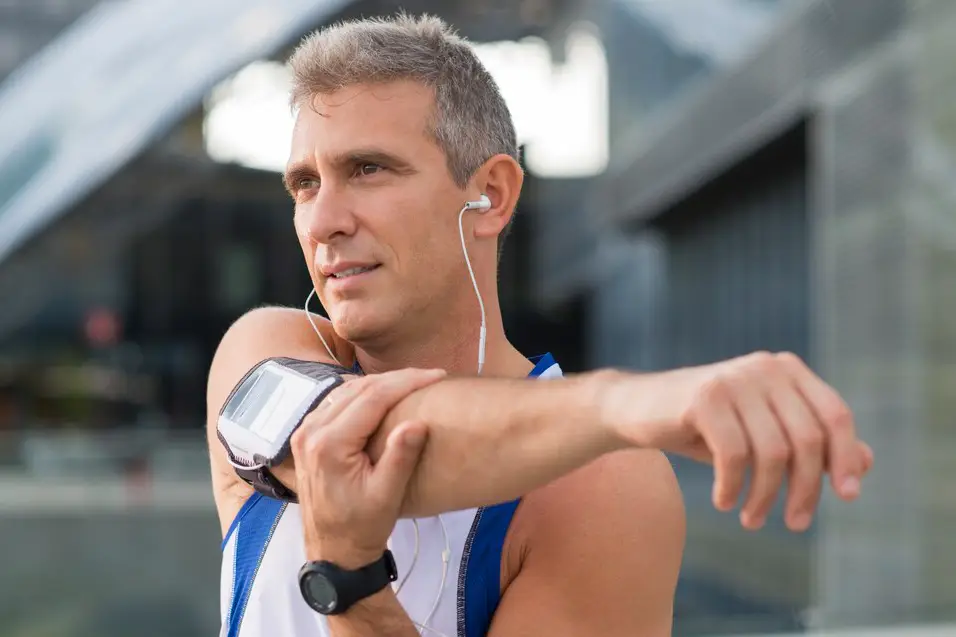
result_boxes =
[324,264,381,280]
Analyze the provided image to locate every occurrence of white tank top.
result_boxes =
[220,354,563,637]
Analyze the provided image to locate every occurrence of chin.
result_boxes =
[328,302,396,346]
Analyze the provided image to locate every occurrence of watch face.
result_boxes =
[304,572,338,614]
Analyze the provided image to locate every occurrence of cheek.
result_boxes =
[410,221,465,294]
[296,233,315,271]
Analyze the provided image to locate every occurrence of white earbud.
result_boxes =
[463,194,491,211]
[458,194,491,375]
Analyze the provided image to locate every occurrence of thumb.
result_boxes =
[368,421,428,505]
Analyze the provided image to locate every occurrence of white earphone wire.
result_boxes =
[412,621,450,637]
[304,287,342,366]
[297,200,482,636]
[423,514,451,629]
[394,519,420,596]
[457,204,487,376]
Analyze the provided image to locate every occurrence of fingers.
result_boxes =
[778,353,862,500]
[766,377,825,532]
[692,352,870,534]
[693,380,750,513]
[324,368,446,444]
[732,379,789,531]
[291,368,445,471]
[296,368,445,446]
[368,420,429,505]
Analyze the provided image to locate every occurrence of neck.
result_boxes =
[353,295,532,379]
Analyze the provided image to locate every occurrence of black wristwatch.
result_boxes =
[298,550,398,615]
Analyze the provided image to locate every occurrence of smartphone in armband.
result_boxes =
[217,358,349,470]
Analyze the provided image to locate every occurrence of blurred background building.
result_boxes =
[0,0,953,635]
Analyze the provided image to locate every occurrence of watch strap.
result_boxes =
[300,550,398,615]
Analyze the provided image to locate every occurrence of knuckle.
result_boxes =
[745,350,775,371]
[720,446,750,469]
[774,351,804,369]
[759,443,791,466]
[290,428,307,454]
[350,375,375,390]
[363,384,390,406]
[793,428,825,454]
[348,378,378,401]
[305,432,333,460]
[822,401,854,432]
[698,376,730,405]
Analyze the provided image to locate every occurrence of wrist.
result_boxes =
[328,585,397,616]
[306,540,386,569]
[578,369,633,453]
[325,587,420,634]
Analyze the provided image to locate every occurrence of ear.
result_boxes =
[471,154,524,241]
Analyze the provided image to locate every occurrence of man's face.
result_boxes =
[286,81,471,345]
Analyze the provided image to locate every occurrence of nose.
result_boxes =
[297,187,358,245]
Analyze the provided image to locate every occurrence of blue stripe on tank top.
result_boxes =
[461,353,555,637]
[222,490,261,551]
[226,493,285,637]
[527,352,555,378]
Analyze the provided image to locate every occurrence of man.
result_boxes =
[207,13,872,637]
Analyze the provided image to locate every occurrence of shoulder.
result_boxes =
[208,306,351,391]
[495,450,685,634]
[207,306,351,418]
[511,448,684,562]
[205,306,351,535]
[217,305,349,364]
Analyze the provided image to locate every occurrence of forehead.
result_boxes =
[290,80,438,161]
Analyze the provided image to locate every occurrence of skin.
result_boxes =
[285,82,524,375]
[207,79,873,636]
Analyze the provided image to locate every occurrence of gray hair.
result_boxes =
[287,13,520,254]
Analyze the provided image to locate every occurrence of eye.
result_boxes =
[355,163,384,177]
[297,177,320,190]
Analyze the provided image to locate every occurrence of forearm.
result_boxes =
[370,371,628,517]
[326,589,419,637]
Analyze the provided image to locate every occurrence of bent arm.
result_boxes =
[370,372,626,517]
[206,307,350,534]
[208,307,631,530]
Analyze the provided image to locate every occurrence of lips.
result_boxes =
[319,262,382,280]
[330,265,378,279]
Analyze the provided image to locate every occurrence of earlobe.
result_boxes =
[472,205,513,240]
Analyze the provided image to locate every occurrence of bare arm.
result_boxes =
[367,372,624,517]
[206,307,349,534]
[323,589,420,637]
[207,307,627,532]
[488,449,685,637]
[209,307,871,536]
[303,449,684,637]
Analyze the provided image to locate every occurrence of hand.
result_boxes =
[599,351,874,532]
[290,367,447,567]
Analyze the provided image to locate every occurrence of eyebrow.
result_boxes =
[332,149,416,178]
[282,162,316,196]
[283,148,415,195]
